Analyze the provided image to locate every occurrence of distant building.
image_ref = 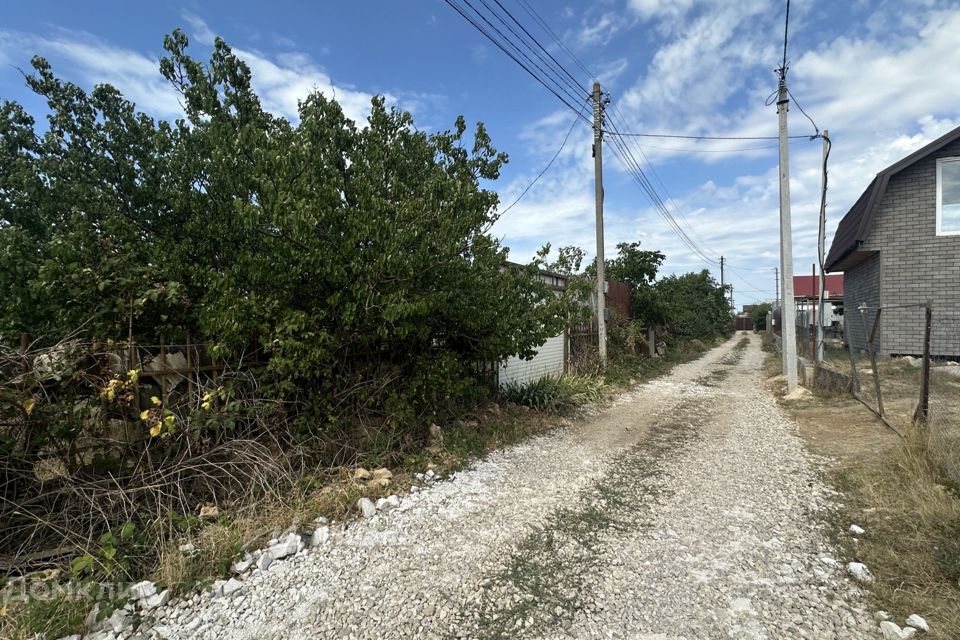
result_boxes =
[826,125,960,356]
[792,275,844,328]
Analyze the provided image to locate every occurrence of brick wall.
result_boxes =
[857,138,960,356]
[843,253,881,352]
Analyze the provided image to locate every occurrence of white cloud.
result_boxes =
[0,16,421,126]
[627,0,695,22]
[583,2,960,300]
[570,12,629,48]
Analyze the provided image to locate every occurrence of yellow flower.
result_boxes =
[127,369,139,382]
[149,422,162,437]
[202,392,212,402]
[201,401,211,410]
[139,409,151,421]
[163,414,175,427]
[151,396,162,407]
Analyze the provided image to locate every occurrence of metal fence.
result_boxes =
[801,305,960,459]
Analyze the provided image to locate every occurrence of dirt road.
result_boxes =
[153,334,875,639]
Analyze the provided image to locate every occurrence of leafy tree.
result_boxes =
[597,242,666,327]
[654,269,731,340]
[0,30,584,437]
[750,302,773,331]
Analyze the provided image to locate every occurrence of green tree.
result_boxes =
[654,269,731,340]
[750,302,773,331]
[599,242,666,327]
[0,30,584,433]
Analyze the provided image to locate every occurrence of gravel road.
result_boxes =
[147,334,876,639]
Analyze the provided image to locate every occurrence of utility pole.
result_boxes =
[592,81,607,367]
[777,73,799,392]
[816,130,830,363]
[774,266,779,309]
[720,255,726,309]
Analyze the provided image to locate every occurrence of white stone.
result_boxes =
[85,603,101,629]
[141,589,170,609]
[905,614,929,632]
[231,553,253,573]
[819,556,838,568]
[222,578,244,597]
[358,497,377,518]
[375,497,392,511]
[313,516,329,525]
[209,579,226,598]
[107,608,130,633]
[386,494,401,508]
[267,532,301,560]
[874,610,891,622]
[256,552,273,572]
[128,580,156,600]
[849,524,865,535]
[880,621,917,639]
[310,526,330,546]
[847,562,874,583]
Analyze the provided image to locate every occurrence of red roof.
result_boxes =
[793,274,843,299]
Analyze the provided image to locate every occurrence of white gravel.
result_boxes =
[126,334,875,639]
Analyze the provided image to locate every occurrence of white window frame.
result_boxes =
[936,157,960,236]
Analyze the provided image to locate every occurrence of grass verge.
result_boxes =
[762,343,960,639]
[2,336,722,639]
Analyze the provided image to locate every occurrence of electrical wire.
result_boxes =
[787,87,820,138]
[606,102,723,264]
[443,0,591,123]
[604,131,811,140]
[780,0,791,80]
[474,0,587,104]
[604,115,721,267]
[457,0,587,108]
[497,100,588,216]
[515,0,595,81]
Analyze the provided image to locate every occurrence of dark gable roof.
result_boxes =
[825,125,960,272]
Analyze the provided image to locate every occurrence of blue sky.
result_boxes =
[3,0,960,305]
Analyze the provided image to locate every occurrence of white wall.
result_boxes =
[499,333,565,386]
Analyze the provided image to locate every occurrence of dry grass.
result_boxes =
[831,428,960,639]
[770,345,960,639]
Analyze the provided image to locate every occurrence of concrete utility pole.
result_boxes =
[774,266,779,309]
[816,130,830,363]
[777,77,799,392]
[592,81,607,367]
[720,255,726,308]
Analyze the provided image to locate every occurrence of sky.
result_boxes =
[2,0,960,306]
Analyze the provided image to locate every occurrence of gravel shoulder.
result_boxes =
[148,334,875,640]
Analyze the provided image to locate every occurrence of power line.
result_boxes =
[497,101,588,216]
[606,103,722,264]
[604,115,720,267]
[604,131,811,140]
[443,0,591,123]
[515,0,595,81]
[490,0,585,93]
[473,0,586,103]
[779,0,791,80]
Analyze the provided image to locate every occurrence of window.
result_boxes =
[937,157,960,235]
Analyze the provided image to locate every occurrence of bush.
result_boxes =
[500,374,604,412]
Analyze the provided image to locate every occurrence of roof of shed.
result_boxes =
[825,125,960,272]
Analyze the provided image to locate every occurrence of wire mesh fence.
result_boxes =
[795,304,960,455]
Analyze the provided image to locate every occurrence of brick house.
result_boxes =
[825,126,960,357]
